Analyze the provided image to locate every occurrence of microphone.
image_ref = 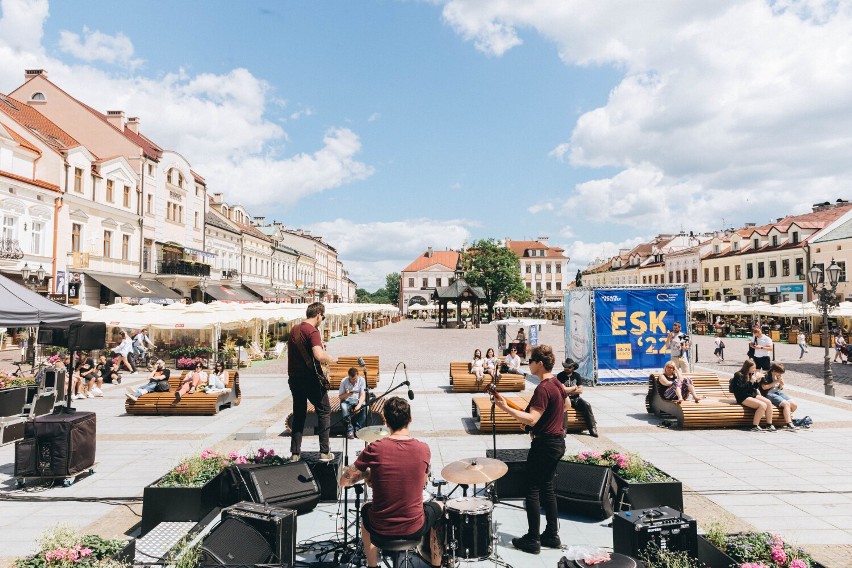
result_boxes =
[357,357,367,372]
[405,380,415,400]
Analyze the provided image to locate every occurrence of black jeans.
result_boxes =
[289,377,331,455]
[570,396,596,429]
[525,434,565,537]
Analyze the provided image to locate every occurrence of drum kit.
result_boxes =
[354,428,512,566]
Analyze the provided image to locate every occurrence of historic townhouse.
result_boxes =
[664,237,714,299]
[809,207,852,301]
[505,238,569,301]
[255,221,315,302]
[400,248,460,311]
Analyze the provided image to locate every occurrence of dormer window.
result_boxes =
[753,238,759,249]
[30,92,46,102]
[732,241,739,251]
[713,244,720,254]
[792,231,799,244]
[772,235,778,247]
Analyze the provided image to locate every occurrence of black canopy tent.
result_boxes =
[0,273,81,327]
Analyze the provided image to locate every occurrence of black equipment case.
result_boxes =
[14,411,96,478]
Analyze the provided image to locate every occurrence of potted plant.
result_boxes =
[562,449,683,511]
[141,448,284,535]
[699,522,826,568]
[14,526,133,568]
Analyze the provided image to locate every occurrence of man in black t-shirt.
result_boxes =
[555,358,598,437]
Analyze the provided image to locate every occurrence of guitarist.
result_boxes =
[288,302,337,462]
[493,344,568,554]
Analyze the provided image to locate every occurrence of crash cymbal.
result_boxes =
[357,426,391,443]
[441,457,508,485]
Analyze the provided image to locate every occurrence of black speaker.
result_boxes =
[43,369,66,402]
[2,419,26,445]
[0,385,27,418]
[612,506,698,559]
[229,461,321,514]
[200,517,273,565]
[68,322,107,351]
[222,501,297,566]
[14,411,96,477]
[38,327,69,347]
[300,451,342,502]
[555,461,616,520]
[486,448,528,499]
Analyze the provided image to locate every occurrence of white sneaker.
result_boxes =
[319,452,334,462]
[130,371,139,375]
[289,454,300,462]
[92,388,104,397]
[72,393,83,400]
[86,392,95,399]
[125,388,138,402]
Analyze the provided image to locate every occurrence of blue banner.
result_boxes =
[594,288,688,381]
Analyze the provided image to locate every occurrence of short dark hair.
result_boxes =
[348,367,358,378]
[383,396,411,431]
[306,302,325,319]
[529,345,555,371]
[770,362,785,375]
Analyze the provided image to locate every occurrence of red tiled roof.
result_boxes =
[0,93,83,153]
[402,250,460,272]
[0,169,60,192]
[190,169,206,184]
[506,240,567,258]
[0,120,40,154]
[235,222,272,241]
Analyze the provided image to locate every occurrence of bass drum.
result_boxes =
[445,497,493,560]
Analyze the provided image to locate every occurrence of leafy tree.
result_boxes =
[355,287,391,304]
[385,272,401,306]
[462,238,530,317]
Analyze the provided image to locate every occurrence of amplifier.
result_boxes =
[486,448,528,499]
[612,506,697,559]
[300,451,342,502]
[228,461,321,514]
[222,501,297,566]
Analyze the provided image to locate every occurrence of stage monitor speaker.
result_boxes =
[612,506,698,559]
[200,517,273,566]
[486,448,528,499]
[222,501,297,566]
[67,321,106,351]
[38,327,69,348]
[229,461,321,514]
[300,451,342,502]
[14,411,96,478]
[555,461,616,520]
[43,369,66,402]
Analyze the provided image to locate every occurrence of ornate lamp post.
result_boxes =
[808,259,841,396]
[198,275,209,303]
[21,263,46,290]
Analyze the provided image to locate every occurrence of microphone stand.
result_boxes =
[487,383,525,511]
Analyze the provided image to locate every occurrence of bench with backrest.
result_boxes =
[647,371,786,428]
[470,395,588,433]
[124,370,241,416]
[285,395,388,437]
[327,356,380,390]
[449,360,525,393]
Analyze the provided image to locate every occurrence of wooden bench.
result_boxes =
[285,396,388,437]
[449,360,525,393]
[647,372,787,428]
[327,356,380,390]
[471,396,588,433]
[125,371,241,416]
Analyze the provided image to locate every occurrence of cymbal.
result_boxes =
[357,426,391,443]
[441,457,508,485]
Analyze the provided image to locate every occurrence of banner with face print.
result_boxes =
[565,289,594,383]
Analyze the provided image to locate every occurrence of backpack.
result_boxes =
[728,376,736,394]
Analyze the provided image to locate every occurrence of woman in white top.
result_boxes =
[175,361,207,401]
[713,332,725,363]
[798,330,807,359]
[471,348,485,381]
[834,332,846,363]
[206,361,230,393]
[112,331,136,373]
[484,347,500,379]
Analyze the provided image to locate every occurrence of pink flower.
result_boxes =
[228,451,238,459]
[200,449,217,459]
[770,546,787,564]
[739,563,769,568]
[789,560,807,568]
[266,448,275,456]
[235,456,248,464]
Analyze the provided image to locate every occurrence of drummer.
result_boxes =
[339,396,443,568]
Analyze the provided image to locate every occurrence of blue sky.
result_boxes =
[2,0,852,290]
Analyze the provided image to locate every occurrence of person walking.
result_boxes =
[798,329,808,359]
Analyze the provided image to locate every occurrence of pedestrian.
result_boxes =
[714,332,725,363]
[798,330,808,359]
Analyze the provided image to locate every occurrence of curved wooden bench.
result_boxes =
[125,372,241,416]
[450,361,524,393]
[471,396,588,433]
[329,356,380,390]
[647,372,785,428]
[285,396,388,437]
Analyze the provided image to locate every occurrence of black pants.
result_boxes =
[525,434,565,538]
[569,396,596,431]
[289,377,331,455]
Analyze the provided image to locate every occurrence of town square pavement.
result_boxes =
[1,319,851,567]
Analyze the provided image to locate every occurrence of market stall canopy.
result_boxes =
[85,273,183,301]
[0,273,81,326]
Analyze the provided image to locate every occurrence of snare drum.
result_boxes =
[445,497,493,560]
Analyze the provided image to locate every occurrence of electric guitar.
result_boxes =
[485,383,531,432]
[313,358,331,390]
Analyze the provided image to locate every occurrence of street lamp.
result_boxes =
[198,276,209,303]
[807,258,841,396]
[21,263,45,290]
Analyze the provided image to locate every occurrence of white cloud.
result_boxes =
[527,201,554,214]
[306,218,473,289]
[368,112,381,122]
[58,26,141,68]
[548,142,570,162]
[289,107,314,120]
[442,0,523,56]
[560,236,647,274]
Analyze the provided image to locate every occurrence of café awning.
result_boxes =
[86,273,183,300]
[205,284,258,303]
[243,283,287,302]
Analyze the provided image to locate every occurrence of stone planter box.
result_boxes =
[697,534,828,568]
[140,470,231,536]
[613,469,683,512]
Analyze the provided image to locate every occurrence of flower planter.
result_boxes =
[613,469,683,512]
[140,470,230,536]
[698,534,829,568]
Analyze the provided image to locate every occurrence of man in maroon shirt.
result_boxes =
[288,302,337,461]
[494,344,568,554]
[339,397,442,568]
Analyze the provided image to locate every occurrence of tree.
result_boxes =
[385,272,400,306]
[462,238,530,317]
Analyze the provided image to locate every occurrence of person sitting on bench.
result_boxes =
[656,361,702,404]
[503,347,525,376]
[760,362,799,430]
[471,348,486,381]
[125,360,170,401]
[175,362,207,401]
[484,347,501,380]
[339,396,443,568]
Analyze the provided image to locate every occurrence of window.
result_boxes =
[772,235,778,247]
[643,276,647,284]
[753,238,759,250]
[408,278,414,287]
[682,269,688,283]
[30,221,43,255]
[713,244,720,254]
[103,230,112,257]
[106,179,114,202]
[2,215,16,240]
[122,235,130,260]
[676,271,681,283]
[422,278,428,287]
[147,194,153,214]
[178,206,183,223]
[546,264,551,273]
[555,264,561,273]
[724,266,730,280]
[713,267,719,281]
[546,282,552,290]
[769,261,777,277]
[195,211,199,229]
[839,261,847,282]
[782,259,790,277]
[167,169,173,184]
[758,262,765,278]
[536,264,541,273]
[692,268,697,282]
[178,172,184,188]
[703,268,709,282]
[792,231,799,244]
[74,167,83,193]
[31,92,46,101]
[732,241,739,251]
[123,185,131,208]
[71,224,81,252]
[526,264,531,273]
[667,271,673,283]
[435,278,442,287]
[556,282,561,291]
[795,257,804,276]
[735,265,742,280]
[148,164,154,176]
[746,263,754,279]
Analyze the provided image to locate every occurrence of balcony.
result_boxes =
[0,238,24,260]
[157,260,211,277]
[221,268,239,280]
